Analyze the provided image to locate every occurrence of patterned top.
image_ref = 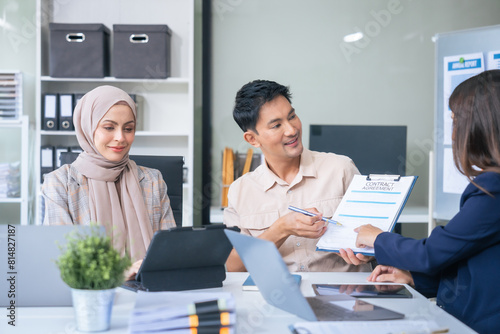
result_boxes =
[224,149,371,273]
[41,164,176,231]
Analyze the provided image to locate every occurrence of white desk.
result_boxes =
[211,205,430,224]
[2,272,475,334]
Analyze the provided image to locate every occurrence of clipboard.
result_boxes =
[316,174,418,256]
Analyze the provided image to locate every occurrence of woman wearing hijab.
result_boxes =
[41,85,176,277]
[355,70,500,333]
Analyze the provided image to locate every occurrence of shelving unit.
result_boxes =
[35,0,194,226]
[0,116,29,224]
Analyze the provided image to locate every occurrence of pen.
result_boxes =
[288,206,342,226]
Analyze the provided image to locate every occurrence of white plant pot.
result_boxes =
[71,288,115,332]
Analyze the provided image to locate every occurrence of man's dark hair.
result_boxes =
[233,80,292,132]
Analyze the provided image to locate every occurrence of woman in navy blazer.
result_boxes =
[355,70,500,333]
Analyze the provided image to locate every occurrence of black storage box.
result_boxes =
[49,23,110,78]
[113,24,172,79]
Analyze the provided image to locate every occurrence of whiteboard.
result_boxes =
[434,24,500,220]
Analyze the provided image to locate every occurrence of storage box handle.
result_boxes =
[130,34,149,43]
[66,33,85,42]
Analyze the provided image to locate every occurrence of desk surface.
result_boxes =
[210,206,430,224]
[2,272,475,334]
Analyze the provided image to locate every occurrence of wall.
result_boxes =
[210,0,500,210]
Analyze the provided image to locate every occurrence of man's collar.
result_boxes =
[260,149,317,191]
[300,149,317,178]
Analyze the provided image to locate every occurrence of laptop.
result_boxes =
[224,230,405,321]
[0,224,104,307]
[123,225,238,292]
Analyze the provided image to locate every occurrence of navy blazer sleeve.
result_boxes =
[374,172,500,283]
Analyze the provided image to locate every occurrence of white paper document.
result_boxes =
[442,53,484,195]
[487,50,500,70]
[291,320,443,334]
[130,291,236,333]
[443,52,484,146]
[316,175,417,255]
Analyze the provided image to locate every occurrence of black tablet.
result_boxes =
[123,224,239,292]
[312,283,413,298]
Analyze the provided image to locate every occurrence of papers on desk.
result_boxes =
[316,175,417,255]
[130,291,235,334]
[290,320,446,334]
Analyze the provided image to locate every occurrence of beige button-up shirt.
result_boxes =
[224,149,372,272]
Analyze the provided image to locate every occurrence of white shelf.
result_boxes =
[0,119,24,127]
[0,115,29,224]
[0,198,23,203]
[41,76,189,84]
[135,131,189,137]
[41,130,190,137]
[210,205,430,225]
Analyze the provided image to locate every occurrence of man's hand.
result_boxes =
[226,207,327,272]
[273,207,328,240]
[337,248,374,265]
[367,265,414,287]
[354,224,383,248]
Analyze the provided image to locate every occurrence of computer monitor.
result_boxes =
[309,125,407,176]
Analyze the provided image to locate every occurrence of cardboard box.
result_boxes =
[113,24,172,79]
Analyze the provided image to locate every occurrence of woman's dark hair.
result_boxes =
[233,80,292,132]
[449,69,500,186]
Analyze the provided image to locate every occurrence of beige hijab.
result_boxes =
[72,85,153,262]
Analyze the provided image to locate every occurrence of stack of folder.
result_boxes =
[130,291,235,334]
[0,72,22,120]
[0,162,20,198]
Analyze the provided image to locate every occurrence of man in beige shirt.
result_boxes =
[224,80,371,272]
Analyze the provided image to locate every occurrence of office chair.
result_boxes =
[59,152,184,226]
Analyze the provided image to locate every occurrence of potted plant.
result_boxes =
[56,226,131,332]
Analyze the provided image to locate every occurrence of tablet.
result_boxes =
[123,224,239,292]
[312,283,413,298]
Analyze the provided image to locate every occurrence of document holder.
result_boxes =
[316,174,418,255]
[135,225,239,291]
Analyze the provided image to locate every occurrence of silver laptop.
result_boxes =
[0,225,103,307]
[224,230,405,321]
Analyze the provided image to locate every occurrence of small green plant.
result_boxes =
[56,226,131,290]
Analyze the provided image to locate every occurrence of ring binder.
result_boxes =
[43,94,58,130]
[58,94,74,131]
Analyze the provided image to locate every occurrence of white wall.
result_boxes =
[210,0,500,208]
